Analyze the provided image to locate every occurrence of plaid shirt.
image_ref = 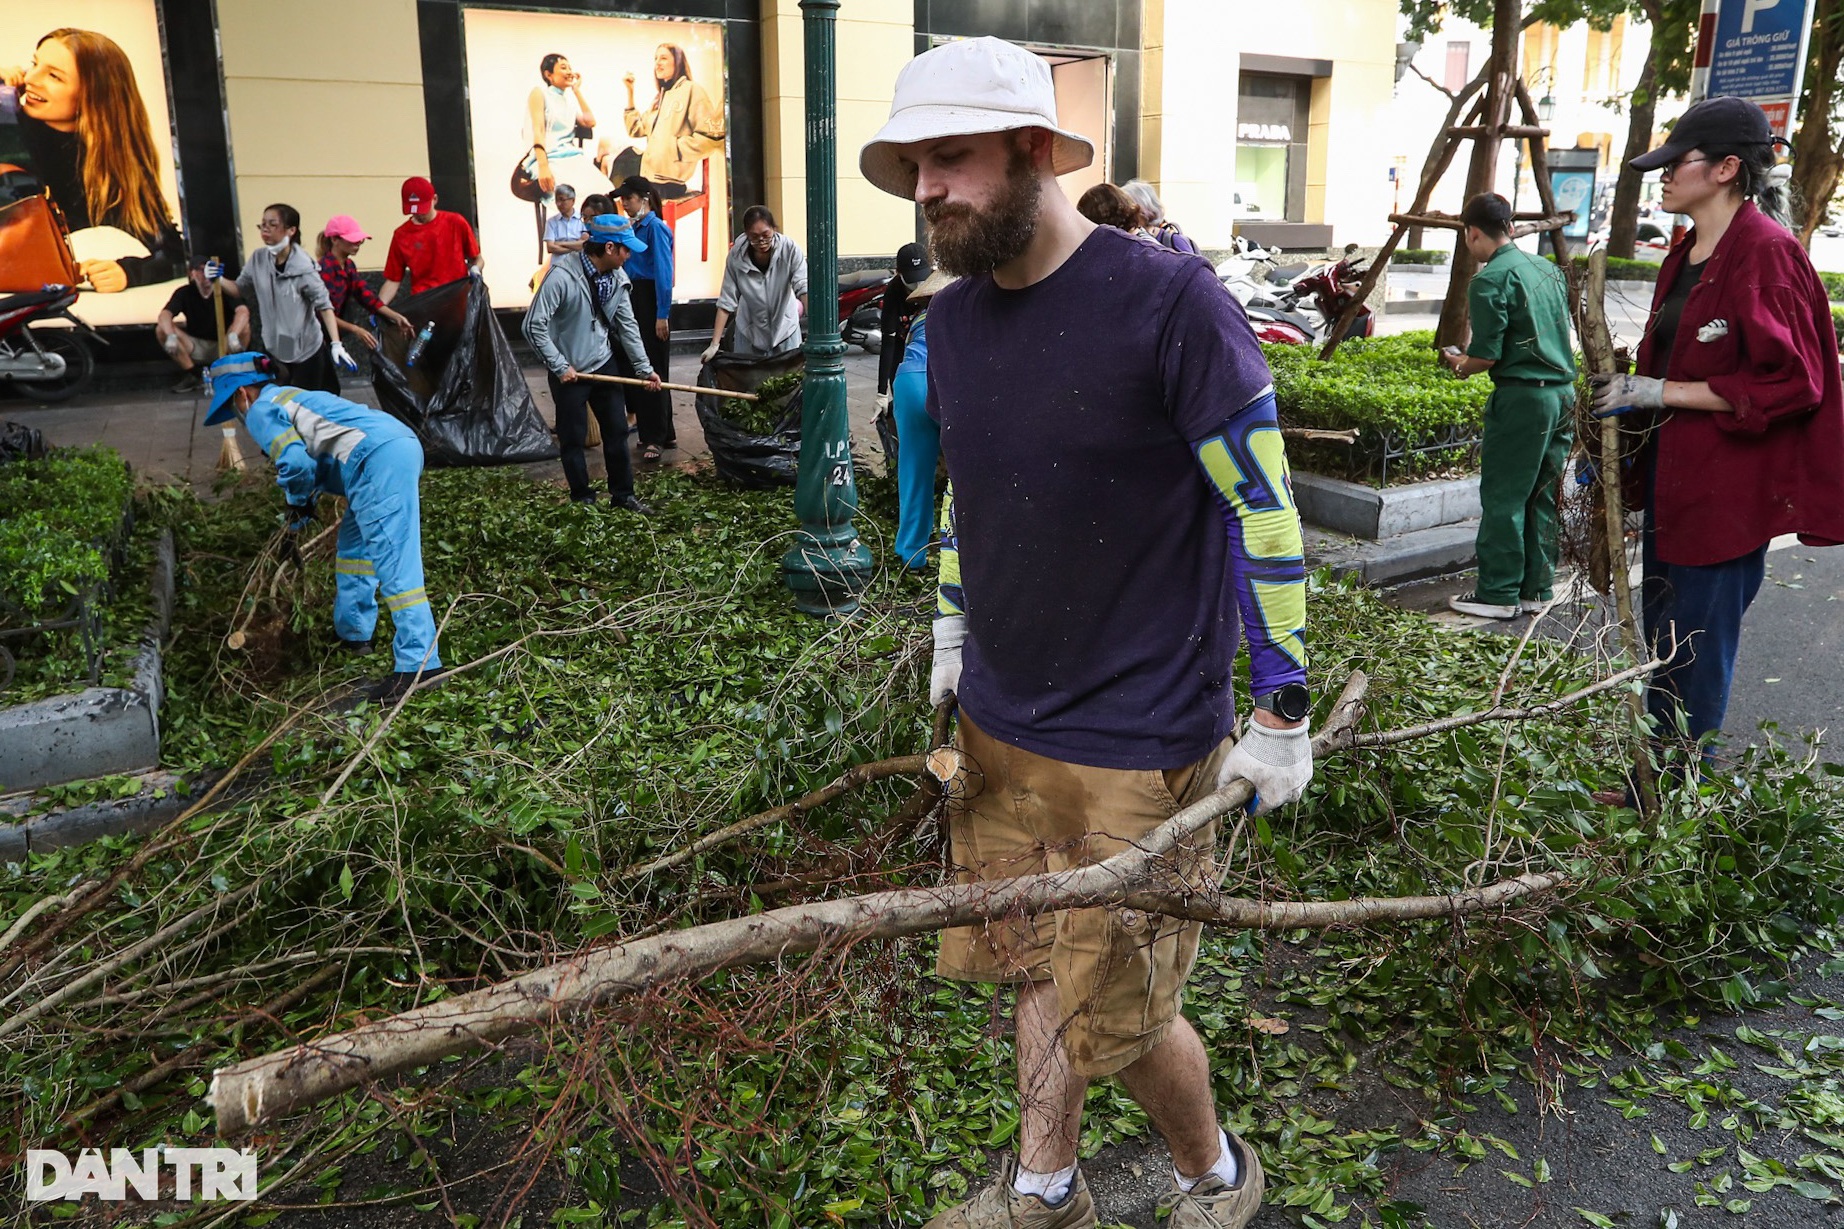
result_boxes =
[317,254,388,318]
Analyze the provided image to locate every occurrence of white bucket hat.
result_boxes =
[859,37,1095,200]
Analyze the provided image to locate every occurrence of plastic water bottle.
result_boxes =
[406,321,435,367]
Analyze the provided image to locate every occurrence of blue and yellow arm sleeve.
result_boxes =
[936,481,964,618]
[1192,390,1308,693]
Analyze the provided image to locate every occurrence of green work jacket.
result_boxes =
[1466,244,1578,385]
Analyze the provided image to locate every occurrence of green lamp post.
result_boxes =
[781,0,875,616]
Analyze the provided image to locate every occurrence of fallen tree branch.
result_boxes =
[0,881,93,953]
[620,755,929,880]
[204,664,1618,1134]
[1350,655,1663,748]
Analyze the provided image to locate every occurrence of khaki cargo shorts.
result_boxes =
[937,712,1233,1078]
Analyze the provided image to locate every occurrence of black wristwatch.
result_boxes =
[1252,683,1311,723]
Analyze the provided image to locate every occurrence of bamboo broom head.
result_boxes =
[216,425,246,473]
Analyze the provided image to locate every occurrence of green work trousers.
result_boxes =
[1474,382,1574,607]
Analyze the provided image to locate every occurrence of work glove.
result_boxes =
[700,342,720,366]
[875,392,893,417]
[1216,717,1313,816]
[329,341,358,372]
[930,615,966,708]
[1590,373,1665,417]
[227,331,244,353]
[204,258,223,282]
[285,502,317,533]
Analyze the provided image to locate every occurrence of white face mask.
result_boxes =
[265,237,292,256]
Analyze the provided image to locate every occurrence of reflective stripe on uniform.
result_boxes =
[383,587,428,612]
[266,428,302,461]
[335,557,375,576]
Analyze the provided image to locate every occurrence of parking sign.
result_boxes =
[1692,0,1816,136]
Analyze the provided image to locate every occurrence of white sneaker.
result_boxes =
[1519,597,1550,614]
[1448,592,1518,619]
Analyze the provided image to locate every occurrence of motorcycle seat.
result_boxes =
[0,287,70,314]
[838,269,891,292]
[1268,263,1310,284]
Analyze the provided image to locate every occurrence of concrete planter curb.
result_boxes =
[1294,471,1481,540]
[0,769,210,861]
[0,529,175,793]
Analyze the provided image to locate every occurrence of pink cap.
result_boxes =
[322,214,370,243]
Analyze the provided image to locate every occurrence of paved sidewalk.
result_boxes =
[4,348,891,490]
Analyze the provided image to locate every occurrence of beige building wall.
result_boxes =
[219,0,431,271]
[759,0,916,259]
[1146,0,1399,248]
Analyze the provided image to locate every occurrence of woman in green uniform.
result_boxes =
[1442,193,1578,619]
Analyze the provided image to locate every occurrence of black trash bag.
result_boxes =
[368,277,557,467]
[695,348,805,489]
[0,421,47,464]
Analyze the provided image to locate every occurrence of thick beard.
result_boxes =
[923,145,1042,278]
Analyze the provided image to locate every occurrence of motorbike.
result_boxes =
[1227,245,1376,346]
[0,285,104,402]
[837,268,891,353]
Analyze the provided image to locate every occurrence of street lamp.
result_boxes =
[1538,93,1556,122]
[781,0,874,616]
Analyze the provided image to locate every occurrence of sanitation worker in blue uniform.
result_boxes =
[205,351,444,698]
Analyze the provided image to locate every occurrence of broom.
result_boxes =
[211,261,246,474]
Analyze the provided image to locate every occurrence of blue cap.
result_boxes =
[584,213,647,253]
[204,351,277,424]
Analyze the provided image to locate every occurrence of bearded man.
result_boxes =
[859,37,1315,1229]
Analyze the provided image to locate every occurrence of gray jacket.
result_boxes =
[237,244,332,365]
[522,252,653,379]
[716,233,807,354]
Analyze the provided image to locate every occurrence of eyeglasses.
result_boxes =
[1661,157,1713,181]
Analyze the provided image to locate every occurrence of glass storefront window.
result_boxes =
[1234,145,1288,220]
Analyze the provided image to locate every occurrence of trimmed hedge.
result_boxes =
[0,447,133,617]
[1824,271,1844,302]
[1544,253,1663,283]
[1391,249,1449,265]
[1265,330,1491,447]
[1833,305,1843,347]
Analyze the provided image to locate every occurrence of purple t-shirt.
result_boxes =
[926,226,1277,770]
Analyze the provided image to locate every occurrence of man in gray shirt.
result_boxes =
[523,213,662,512]
[702,204,809,361]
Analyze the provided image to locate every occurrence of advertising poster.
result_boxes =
[461,8,730,310]
[0,1,185,326]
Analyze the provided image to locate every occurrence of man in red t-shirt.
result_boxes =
[379,176,483,303]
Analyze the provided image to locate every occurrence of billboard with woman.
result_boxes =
[462,8,730,309]
[0,1,185,326]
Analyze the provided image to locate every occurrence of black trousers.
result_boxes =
[626,279,675,447]
[548,355,634,501]
[286,339,341,394]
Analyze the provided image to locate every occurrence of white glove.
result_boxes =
[204,258,223,282]
[701,342,720,365]
[1216,717,1313,815]
[930,615,966,708]
[329,341,358,372]
[227,331,244,352]
[875,392,893,416]
[1590,373,1665,415]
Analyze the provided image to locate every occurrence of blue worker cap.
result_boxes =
[204,351,278,424]
[584,213,647,253]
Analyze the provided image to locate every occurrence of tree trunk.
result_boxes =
[1608,46,1661,260]
[1790,0,1843,245]
[1437,0,1521,350]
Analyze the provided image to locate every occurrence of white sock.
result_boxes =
[1174,1128,1240,1193]
[1012,1161,1078,1205]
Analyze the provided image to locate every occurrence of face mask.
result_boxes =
[265,237,292,256]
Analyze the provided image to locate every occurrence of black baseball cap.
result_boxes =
[1631,96,1773,171]
[615,175,655,200]
[896,242,931,286]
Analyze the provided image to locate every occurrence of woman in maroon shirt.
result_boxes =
[1590,97,1844,783]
